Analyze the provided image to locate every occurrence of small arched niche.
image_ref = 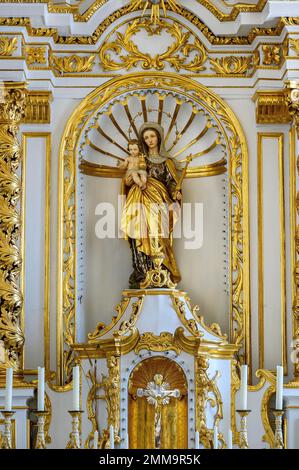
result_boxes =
[128,356,188,449]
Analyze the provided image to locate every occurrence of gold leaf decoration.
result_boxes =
[210,56,253,75]
[0,84,26,372]
[134,332,181,354]
[128,0,181,24]
[100,18,207,72]
[262,45,281,65]
[0,37,17,56]
[290,38,299,56]
[50,54,96,74]
[26,46,47,65]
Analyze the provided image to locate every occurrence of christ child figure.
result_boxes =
[118,139,147,190]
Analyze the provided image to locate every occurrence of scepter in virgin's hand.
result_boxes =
[173,154,193,200]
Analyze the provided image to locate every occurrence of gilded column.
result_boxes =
[0,82,26,379]
[286,80,299,379]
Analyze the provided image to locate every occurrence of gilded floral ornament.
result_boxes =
[262,45,281,65]
[100,18,207,72]
[210,56,253,75]
[128,0,180,24]
[134,332,181,354]
[26,46,47,65]
[50,54,96,74]
[0,37,17,56]
[290,39,299,56]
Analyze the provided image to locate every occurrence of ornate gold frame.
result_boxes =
[57,72,250,386]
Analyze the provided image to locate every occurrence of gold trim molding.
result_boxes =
[0,7,291,46]
[0,0,268,24]
[257,133,287,372]
[286,80,299,380]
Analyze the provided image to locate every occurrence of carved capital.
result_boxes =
[285,81,299,137]
[0,82,26,126]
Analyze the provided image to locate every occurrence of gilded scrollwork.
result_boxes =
[100,18,207,72]
[210,56,253,75]
[114,297,144,337]
[85,356,120,449]
[0,83,26,372]
[185,296,227,341]
[134,332,181,354]
[172,296,203,337]
[195,356,225,449]
[88,296,130,342]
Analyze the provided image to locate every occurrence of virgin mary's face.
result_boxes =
[143,129,159,150]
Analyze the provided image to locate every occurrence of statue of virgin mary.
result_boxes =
[121,122,182,289]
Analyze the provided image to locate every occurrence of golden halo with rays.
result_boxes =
[128,0,181,24]
[79,90,227,179]
[127,106,180,141]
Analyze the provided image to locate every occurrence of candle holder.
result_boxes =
[67,410,84,449]
[236,410,251,449]
[1,411,15,449]
[34,410,49,449]
[272,409,284,449]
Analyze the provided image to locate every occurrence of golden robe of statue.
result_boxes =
[120,122,182,288]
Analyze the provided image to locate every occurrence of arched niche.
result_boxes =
[128,356,188,449]
[57,73,249,385]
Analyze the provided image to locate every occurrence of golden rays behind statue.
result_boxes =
[128,0,181,24]
[79,90,227,289]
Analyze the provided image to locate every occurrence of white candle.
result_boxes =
[110,425,114,449]
[72,366,80,411]
[38,367,45,411]
[213,426,218,450]
[195,430,200,449]
[240,365,248,410]
[5,368,13,411]
[124,432,129,449]
[93,431,98,449]
[276,365,284,410]
[227,429,233,449]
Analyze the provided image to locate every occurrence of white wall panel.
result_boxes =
[22,134,47,370]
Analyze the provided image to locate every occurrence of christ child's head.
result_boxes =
[128,139,141,158]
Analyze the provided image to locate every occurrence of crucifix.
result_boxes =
[137,374,180,449]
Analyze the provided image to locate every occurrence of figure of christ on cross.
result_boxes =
[137,373,180,449]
